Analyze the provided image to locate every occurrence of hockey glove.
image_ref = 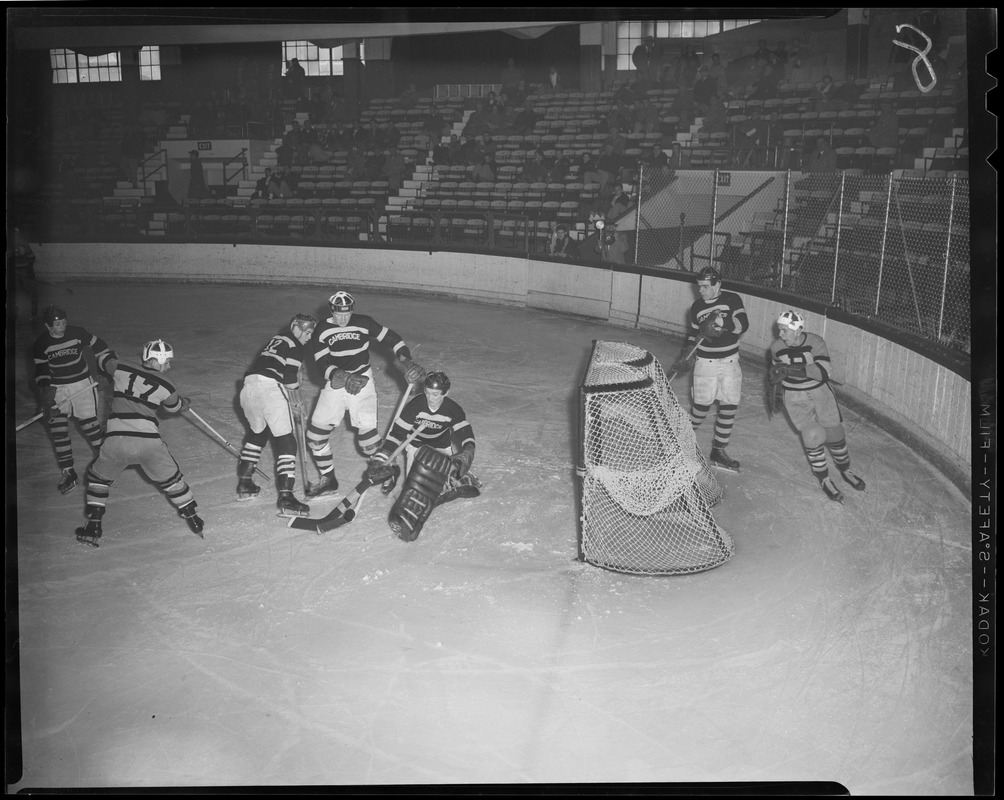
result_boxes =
[450,444,475,478]
[328,369,349,390]
[397,356,427,385]
[769,363,806,384]
[176,396,193,414]
[102,356,119,377]
[671,354,696,375]
[285,386,303,415]
[41,386,59,423]
[365,455,397,485]
[698,311,725,340]
[344,372,370,395]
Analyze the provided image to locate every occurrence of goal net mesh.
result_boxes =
[578,340,734,575]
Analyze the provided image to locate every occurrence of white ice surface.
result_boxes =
[9,283,973,792]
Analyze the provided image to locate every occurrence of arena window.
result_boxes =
[138,46,161,81]
[615,19,761,72]
[49,48,121,84]
[281,40,366,77]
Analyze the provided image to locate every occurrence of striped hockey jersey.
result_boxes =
[311,313,411,382]
[382,393,475,454]
[687,290,749,359]
[104,362,184,440]
[33,325,115,389]
[769,331,831,391]
[246,331,307,387]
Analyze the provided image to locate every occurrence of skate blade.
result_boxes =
[710,463,741,474]
[236,494,260,502]
[60,483,79,495]
[277,508,311,519]
[74,528,100,548]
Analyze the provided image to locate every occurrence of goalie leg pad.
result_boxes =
[388,446,452,542]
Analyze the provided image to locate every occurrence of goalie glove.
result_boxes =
[328,369,349,390]
[698,311,725,340]
[344,372,370,395]
[397,356,427,385]
[450,444,475,479]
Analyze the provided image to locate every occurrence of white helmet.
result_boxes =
[143,339,174,364]
[777,310,805,332]
[329,291,355,314]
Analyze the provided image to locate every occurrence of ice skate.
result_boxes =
[236,476,261,501]
[276,491,310,518]
[820,476,844,503]
[57,467,79,494]
[710,447,741,473]
[305,471,339,498]
[840,468,866,491]
[179,501,205,537]
[75,506,104,547]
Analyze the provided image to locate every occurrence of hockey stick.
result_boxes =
[666,336,704,383]
[16,380,99,432]
[289,421,429,533]
[281,378,316,495]
[186,408,272,482]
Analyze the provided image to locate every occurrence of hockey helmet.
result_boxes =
[143,339,174,364]
[329,291,355,314]
[696,267,722,285]
[290,312,317,338]
[424,371,451,393]
[42,305,68,325]
[777,310,805,332]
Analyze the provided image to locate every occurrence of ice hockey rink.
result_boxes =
[8,281,973,793]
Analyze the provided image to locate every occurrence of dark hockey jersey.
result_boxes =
[105,362,184,439]
[383,393,475,453]
[246,332,306,387]
[311,313,411,382]
[687,290,749,359]
[33,325,115,389]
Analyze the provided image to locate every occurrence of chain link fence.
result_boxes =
[633,168,971,353]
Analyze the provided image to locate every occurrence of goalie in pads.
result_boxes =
[365,371,480,541]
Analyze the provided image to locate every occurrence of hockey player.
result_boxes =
[236,313,317,516]
[76,340,203,546]
[32,305,118,494]
[768,310,866,502]
[305,290,426,498]
[365,371,480,541]
[672,267,750,472]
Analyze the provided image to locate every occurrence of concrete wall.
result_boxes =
[32,241,971,491]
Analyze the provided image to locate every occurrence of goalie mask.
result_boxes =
[143,339,174,365]
[777,310,805,332]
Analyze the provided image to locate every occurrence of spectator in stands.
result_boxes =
[772,41,789,72]
[501,58,523,99]
[640,143,671,176]
[632,36,660,85]
[593,220,630,264]
[867,102,900,150]
[548,153,571,183]
[284,58,306,100]
[472,153,497,183]
[508,79,530,107]
[424,105,449,141]
[595,142,623,202]
[346,146,368,180]
[811,75,837,111]
[518,149,550,183]
[119,122,146,188]
[398,82,418,109]
[186,150,210,200]
[606,187,633,222]
[548,223,580,259]
[510,104,537,136]
[787,37,808,76]
[379,146,408,192]
[695,53,727,106]
[805,136,838,173]
[701,94,728,134]
[680,53,700,90]
[446,134,463,164]
[542,66,563,94]
[632,96,661,135]
[433,137,452,165]
[753,39,773,64]
[253,168,274,200]
[271,169,295,198]
[747,58,783,101]
[606,126,628,156]
[579,151,602,185]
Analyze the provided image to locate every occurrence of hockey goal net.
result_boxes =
[577,340,734,575]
